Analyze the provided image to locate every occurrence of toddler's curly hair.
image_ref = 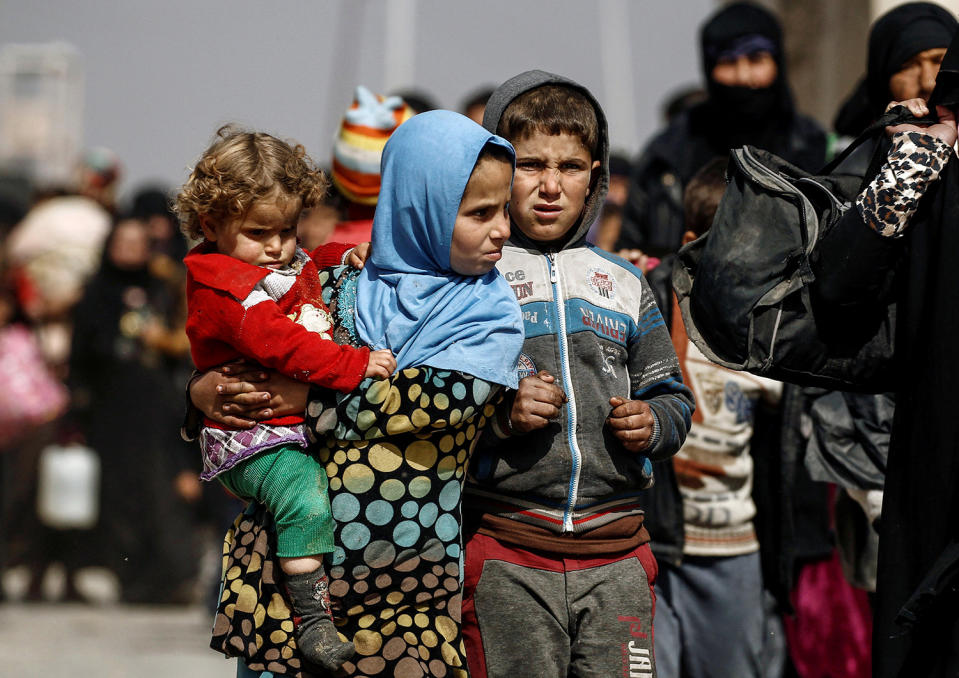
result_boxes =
[174,124,329,240]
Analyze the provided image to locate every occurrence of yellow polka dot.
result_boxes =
[397,614,412,627]
[348,604,365,616]
[369,442,403,473]
[268,593,291,619]
[404,631,418,645]
[456,467,464,478]
[419,645,430,660]
[414,613,429,628]
[220,589,230,603]
[450,409,462,425]
[248,551,262,573]
[333,450,347,465]
[457,450,467,463]
[437,455,456,480]
[380,478,406,501]
[236,585,257,613]
[408,383,422,401]
[255,633,264,650]
[329,476,342,491]
[386,591,404,605]
[325,462,339,478]
[281,620,294,632]
[456,432,466,446]
[359,614,376,628]
[411,408,430,428]
[435,393,450,410]
[270,630,288,644]
[384,386,403,415]
[420,393,432,407]
[343,463,375,493]
[226,566,241,580]
[441,642,462,665]
[280,645,293,659]
[421,630,438,647]
[406,441,438,470]
[365,381,390,405]
[224,603,235,617]
[229,578,243,593]
[382,621,397,635]
[380,608,396,619]
[439,435,454,453]
[354,630,383,655]
[386,414,413,435]
[254,603,265,627]
[436,615,457,642]
[347,448,361,462]
[467,424,476,439]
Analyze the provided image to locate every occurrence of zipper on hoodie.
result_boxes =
[547,251,582,532]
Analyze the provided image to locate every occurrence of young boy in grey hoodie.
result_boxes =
[461,70,694,678]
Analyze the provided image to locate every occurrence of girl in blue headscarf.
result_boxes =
[210,111,523,678]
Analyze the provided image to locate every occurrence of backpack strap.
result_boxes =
[819,105,939,176]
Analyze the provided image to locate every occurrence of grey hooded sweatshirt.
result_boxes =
[466,70,694,536]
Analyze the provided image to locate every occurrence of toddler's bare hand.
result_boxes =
[365,349,396,379]
[607,397,655,452]
[347,242,372,269]
[510,370,567,434]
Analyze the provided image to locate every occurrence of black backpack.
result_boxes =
[673,107,926,392]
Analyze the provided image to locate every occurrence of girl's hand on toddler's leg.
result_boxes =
[365,349,397,379]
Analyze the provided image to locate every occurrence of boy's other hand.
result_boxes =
[365,349,397,379]
[607,397,655,452]
[510,370,568,434]
[347,242,372,269]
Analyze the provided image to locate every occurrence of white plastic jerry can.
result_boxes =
[36,443,100,529]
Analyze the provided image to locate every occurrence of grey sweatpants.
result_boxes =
[462,531,658,677]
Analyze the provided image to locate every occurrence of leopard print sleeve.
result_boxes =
[857,130,954,238]
[305,367,501,442]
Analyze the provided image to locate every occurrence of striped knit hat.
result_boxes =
[331,86,414,205]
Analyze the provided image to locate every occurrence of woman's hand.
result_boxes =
[886,99,959,147]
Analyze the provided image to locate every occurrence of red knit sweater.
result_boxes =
[184,241,369,426]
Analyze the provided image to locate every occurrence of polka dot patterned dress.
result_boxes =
[310,366,499,678]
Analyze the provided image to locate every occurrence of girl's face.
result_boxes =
[450,156,512,276]
[201,193,301,269]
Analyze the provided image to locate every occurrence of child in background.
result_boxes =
[463,71,694,678]
[175,126,395,672]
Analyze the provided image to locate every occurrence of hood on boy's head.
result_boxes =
[371,109,514,275]
[482,70,609,249]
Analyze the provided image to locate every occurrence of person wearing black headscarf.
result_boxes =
[835,2,957,140]
[813,21,959,673]
[69,216,199,603]
[617,1,826,258]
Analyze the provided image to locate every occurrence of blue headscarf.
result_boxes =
[354,110,524,388]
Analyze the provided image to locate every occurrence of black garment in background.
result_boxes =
[69,245,198,603]
[618,2,826,256]
[644,256,832,612]
[812,137,959,678]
